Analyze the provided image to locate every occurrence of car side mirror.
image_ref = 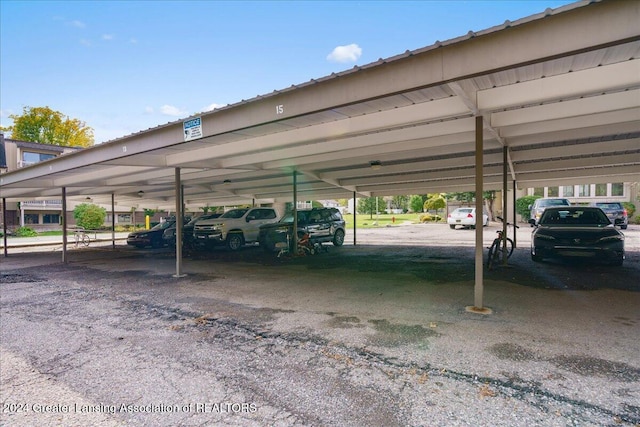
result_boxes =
[527,204,532,210]
[528,218,537,227]
[246,216,255,222]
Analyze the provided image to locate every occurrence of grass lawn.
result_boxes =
[342,213,437,229]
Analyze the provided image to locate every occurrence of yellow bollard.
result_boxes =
[145,215,150,230]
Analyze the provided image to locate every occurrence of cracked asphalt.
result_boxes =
[1,223,639,426]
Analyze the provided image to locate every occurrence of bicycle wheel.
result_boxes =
[504,237,514,258]
[81,234,90,247]
[487,240,500,269]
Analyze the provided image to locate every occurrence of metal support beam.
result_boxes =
[292,171,298,254]
[2,198,7,257]
[173,168,185,278]
[62,187,68,264]
[502,145,508,265]
[468,116,491,314]
[353,191,357,246]
[513,180,517,248]
[111,193,116,249]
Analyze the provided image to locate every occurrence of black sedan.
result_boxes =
[127,219,176,249]
[162,214,218,248]
[529,206,624,266]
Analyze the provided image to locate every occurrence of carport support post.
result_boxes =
[513,180,517,248]
[292,171,298,253]
[111,193,116,249]
[502,146,508,265]
[353,191,357,246]
[173,168,185,278]
[468,116,491,314]
[2,198,8,257]
[62,187,68,264]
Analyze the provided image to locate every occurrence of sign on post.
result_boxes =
[183,117,202,141]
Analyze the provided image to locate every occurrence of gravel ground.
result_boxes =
[1,223,639,426]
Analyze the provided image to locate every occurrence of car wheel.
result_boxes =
[449,224,456,229]
[611,255,624,266]
[332,229,345,246]
[226,233,244,251]
[620,225,627,230]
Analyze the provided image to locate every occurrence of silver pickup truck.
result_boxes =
[193,207,280,251]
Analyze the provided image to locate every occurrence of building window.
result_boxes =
[611,183,624,196]
[24,214,40,224]
[563,186,574,197]
[595,184,607,197]
[548,186,559,197]
[43,214,60,224]
[117,214,132,223]
[578,185,590,197]
[21,151,55,167]
[533,187,544,197]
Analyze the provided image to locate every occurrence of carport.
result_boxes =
[1,0,639,311]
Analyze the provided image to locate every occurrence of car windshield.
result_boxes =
[150,220,175,231]
[539,199,569,207]
[540,209,610,226]
[455,209,473,214]
[278,211,310,224]
[220,209,249,219]
[595,203,621,210]
[187,214,218,225]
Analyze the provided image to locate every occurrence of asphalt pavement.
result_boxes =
[1,223,639,426]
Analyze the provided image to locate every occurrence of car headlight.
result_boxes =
[598,235,624,243]
[535,234,555,241]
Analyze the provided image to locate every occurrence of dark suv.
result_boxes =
[591,202,628,229]
[258,208,346,252]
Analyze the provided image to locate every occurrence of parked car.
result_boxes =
[528,197,571,224]
[591,202,628,229]
[193,207,280,251]
[529,206,624,265]
[127,217,185,249]
[162,213,221,247]
[258,208,346,252]
[447,207,488,229]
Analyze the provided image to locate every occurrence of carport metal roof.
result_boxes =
[1,0,639,210]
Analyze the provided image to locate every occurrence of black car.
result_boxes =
[258,208,346,252]
[127,218,178,249]
[529,206,624,266]
[591,202,628,229]
[162,213,220,248]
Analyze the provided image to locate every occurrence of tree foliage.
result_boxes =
[3,106,94,147]
[515,195,540,221]
[390,195,409,212]
[357,197,382,218]
[423,194,446,213]
[409,195,427,213]
[73,203,106,230]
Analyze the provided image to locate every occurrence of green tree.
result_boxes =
[424,193,446,219]
[409,195,427,213]
[73,203,106,230]
[516,195,540,222]
[3,106,94,147]
[357,197,381,219]
[390,195,409,212]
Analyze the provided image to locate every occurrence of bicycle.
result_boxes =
[487,216,519,270]
[74,227,91,247]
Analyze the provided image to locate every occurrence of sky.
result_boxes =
[1,0,576,144]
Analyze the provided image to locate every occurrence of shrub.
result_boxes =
[14,226,38,237]
[516,195,540,222]
[419,213,442,222]
[73,203,106,230]
[622,202,636,218]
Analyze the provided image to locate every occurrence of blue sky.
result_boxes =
[1,0,575,144]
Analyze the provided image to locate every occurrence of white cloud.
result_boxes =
[129,38,138,44]
[144,106,154,114]
[160,105,188,117]
[326,44,362,63]
[102,34,114,41]
[202,103,224,112]
[80,39,92,47]
[70,20,86,29]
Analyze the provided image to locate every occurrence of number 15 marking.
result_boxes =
[276,105,284,115]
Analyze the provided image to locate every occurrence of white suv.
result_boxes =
[193,207,280,251]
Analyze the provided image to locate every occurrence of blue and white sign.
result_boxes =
[183,117,202,141]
